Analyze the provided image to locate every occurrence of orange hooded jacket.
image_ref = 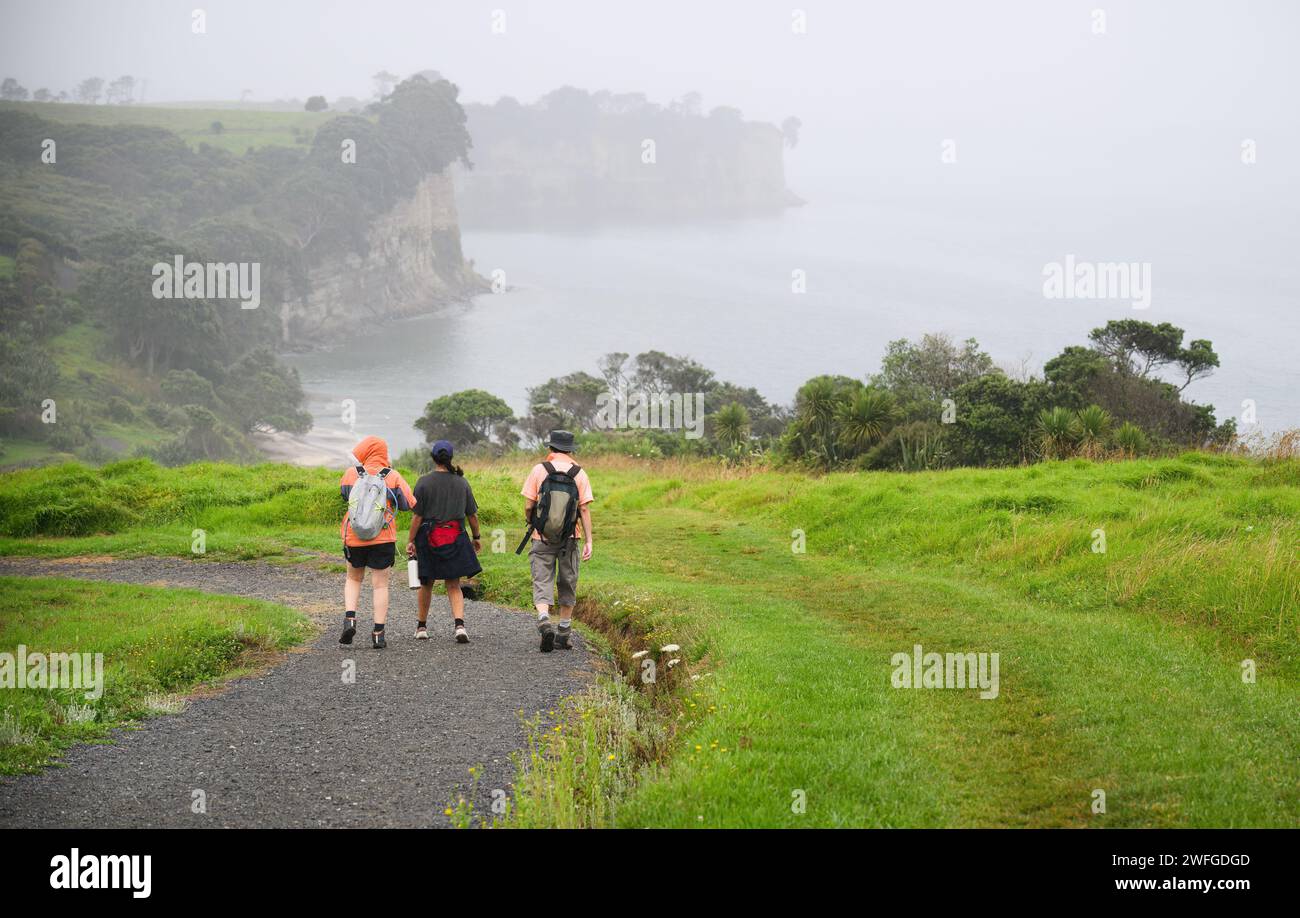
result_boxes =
[338,436,414,547]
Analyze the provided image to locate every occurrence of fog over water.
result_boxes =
[286,182,1298,454]
[6,0,1297,452]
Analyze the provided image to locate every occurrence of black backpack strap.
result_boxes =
[564,464,581,478]
[355,464,365,475]
[378,467,391,478]
[542,461,557,475]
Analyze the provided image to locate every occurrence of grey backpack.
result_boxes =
[346,465,393,541]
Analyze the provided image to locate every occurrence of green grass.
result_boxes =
[0,453,1295,825]
[0,577,310,774]
[0,101,337,153]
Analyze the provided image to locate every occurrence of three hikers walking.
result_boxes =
[338,430,592,653]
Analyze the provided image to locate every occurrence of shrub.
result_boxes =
[1074,405,1113,459]
[1113,421,1149,457]
[1036,407,1078,460]
[860,420,949,471]
[160,369,218,408]
[104,395,135,423]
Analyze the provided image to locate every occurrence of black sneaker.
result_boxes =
[539,621,555,653]
[339,616,357,645]
[555,629,572,650]
[371,630,386,649]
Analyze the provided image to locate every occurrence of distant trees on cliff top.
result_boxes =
[459,86,803,224]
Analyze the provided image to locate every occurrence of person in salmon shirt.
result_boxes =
[521,430,594,652]
[338,436,415,649]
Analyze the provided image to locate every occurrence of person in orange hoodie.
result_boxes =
[338,436,415,649]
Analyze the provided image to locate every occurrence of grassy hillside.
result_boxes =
[0,101,334,154]
[0,453,1295,825]
[0,324,204,469]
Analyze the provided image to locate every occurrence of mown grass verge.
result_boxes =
[0,577,311,774]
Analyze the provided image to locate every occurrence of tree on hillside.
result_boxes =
[948,373,1049,466]
[372,70,400,99]
[670,91,703,117]
[32,88,52,102]
[1,78,29,101]
[626,350,715,396]
[1088,320,1184,378]
[75,77,104,104]
[1057,320,1223,443]
[106,75,135,104]
[1043,346,1109,409]
[0,337,61,436]
[304,95,328,112]
[219,349,312,433]
[781,116,802,149]
[77,233,225,377]
[375,76,473,174]
[872,333,996,420]
[1175,339,1220,392]
[524,372,607,440]
[414,390,515,446]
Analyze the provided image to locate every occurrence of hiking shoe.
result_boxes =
[339,617,357,645]
[539,622,555,653]
[414,624,428,640]
[555,630,572,650]
[371,631,387,650]
[454,624,469,644]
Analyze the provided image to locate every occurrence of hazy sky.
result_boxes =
[3,0,1298,197]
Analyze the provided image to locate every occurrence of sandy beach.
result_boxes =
[252,425,367,468]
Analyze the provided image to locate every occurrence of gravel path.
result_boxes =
[0,556,592,828]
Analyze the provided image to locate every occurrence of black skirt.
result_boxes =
[415,523,483,583]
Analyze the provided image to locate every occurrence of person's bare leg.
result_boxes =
[371,567,390,626]
[344,565,364,612]
[340,565,365,644]
[447,579,469,642]
[446,579,464,621]
[416,583,433,635]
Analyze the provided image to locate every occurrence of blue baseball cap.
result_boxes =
[430,440,454,458]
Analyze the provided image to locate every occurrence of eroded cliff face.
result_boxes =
[284,171,488,343]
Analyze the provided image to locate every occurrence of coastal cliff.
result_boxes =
[284,171,488,342]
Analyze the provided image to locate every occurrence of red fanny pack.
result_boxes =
[428,519,462,548]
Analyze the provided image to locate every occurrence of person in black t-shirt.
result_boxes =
[405,440,482,643]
